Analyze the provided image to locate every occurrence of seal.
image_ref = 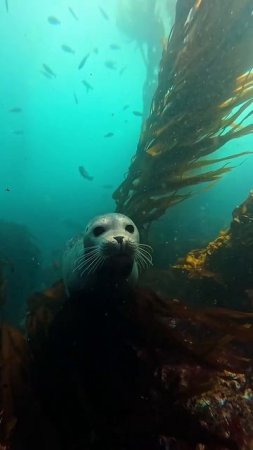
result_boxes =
[62,213,152,296]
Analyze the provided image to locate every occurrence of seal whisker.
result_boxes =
[74,257,86,267]
[75,249,100,262]
[73,252,100,271]
[137,255,150,269]
[81,245,99,251]
[138,255,152,267]
[138,243,153,250]
[83,250,101,261]
[136,255,146,270]
[74,251,98,265]
[86,256,105,276]
[137,247,153,261]
[73,263,85,272]
[137,247,153,259]
[136,249,153,267]
[73,259,92,271]
[81,253,102,270]
[136,254,150,272]
[80,255,104,277]
[136,250,150,265]
[79,255,100,272]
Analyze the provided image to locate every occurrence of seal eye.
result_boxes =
[125,224,134,234]
[93,226,105,237]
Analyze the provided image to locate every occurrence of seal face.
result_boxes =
[62,213,150,296]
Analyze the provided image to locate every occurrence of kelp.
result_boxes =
[0,325,31,447]
[1,278,253,447]
[23,282,253,448]
[114,0,253,228]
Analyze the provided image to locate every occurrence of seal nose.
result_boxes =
[114,236,124,245]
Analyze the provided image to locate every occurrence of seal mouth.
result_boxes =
[102,238,136,257]
[102,253,134,278]
[110,253,133,263]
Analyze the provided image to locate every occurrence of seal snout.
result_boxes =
[113,235,124,245]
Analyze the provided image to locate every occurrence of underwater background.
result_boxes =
[1,0,253,323]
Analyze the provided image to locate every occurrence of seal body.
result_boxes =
[62,213,140,296]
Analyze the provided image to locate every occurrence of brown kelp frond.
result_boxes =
[184,151,252,172]
[136,289,253,375]
[114,0,253,228]
[0,324,31,446]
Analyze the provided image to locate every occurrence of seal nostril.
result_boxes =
[114,236,124,245]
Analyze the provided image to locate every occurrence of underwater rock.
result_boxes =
[0,220,41,325]
[2,281,253,449]
[142,192,253,311]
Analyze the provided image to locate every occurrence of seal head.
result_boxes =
[62,213,144,296]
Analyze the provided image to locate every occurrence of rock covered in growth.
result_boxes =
[0,220,41,325]
[2,281,253,449]
[148,191,253,310]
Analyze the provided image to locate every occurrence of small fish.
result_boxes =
[61,44,75,54]
[40,70,52,79]
[110,44,121,50]
[104,132,114,138]
[48,16,61,25]
[9,107,22,113]
[132,110,143,117]
[5,187,10,192]
[123,104,129,110]
[105,60,116,70]
[5,0,8,12]
[102,184,113,189]
[82,80,93,93]
[13,130,24,135]
[99,6,109,20]
[93,47,99,54]
[79,166,93,181]
[42,64,56,77]
[68,7,78,20]
[78,53,89,70]
[73,93,78,104]
[119,66,127,76]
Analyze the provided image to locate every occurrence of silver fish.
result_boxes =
[78,53,89,70]
[82,80,93,93]
[61,44,75,54]
[68,7,78,20]
[99,6,109,20]
[48,16,61,25]
[79,166,93,181]
[42,64,56,77]
[9,107,22,113]
[105,60,116,70]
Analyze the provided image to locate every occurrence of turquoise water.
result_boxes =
[0,0,147,264]
[1,0,253,320]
